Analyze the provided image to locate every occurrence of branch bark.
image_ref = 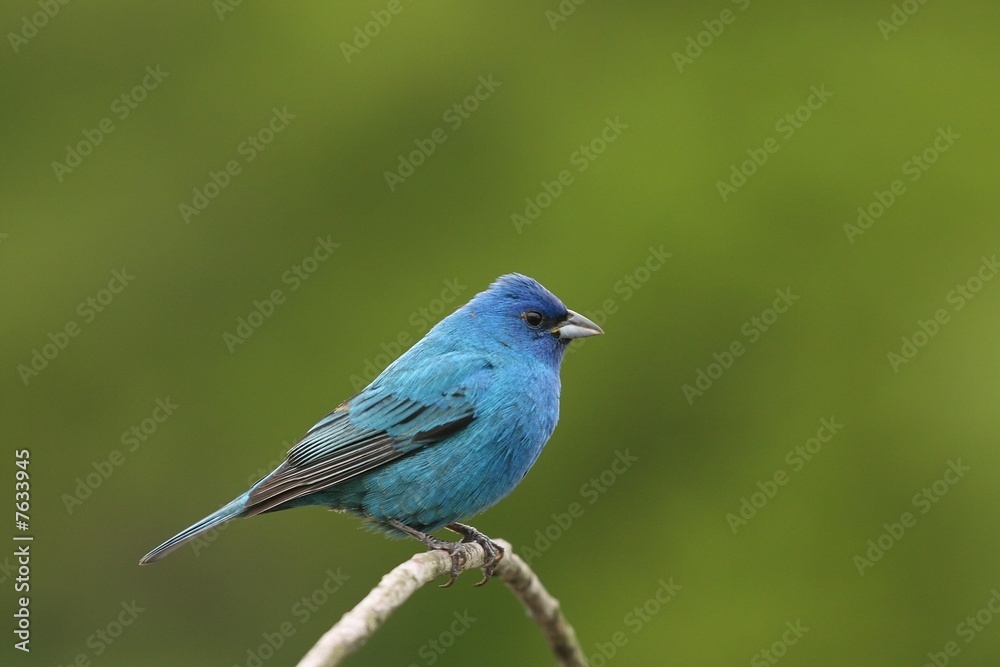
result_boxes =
[295,539,586,667]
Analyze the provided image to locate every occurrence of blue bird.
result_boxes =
[140,274,602,585]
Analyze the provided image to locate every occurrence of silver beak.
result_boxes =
[554,309,604,340]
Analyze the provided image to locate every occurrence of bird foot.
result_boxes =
[446,522,504,587]
[388,519,504,588]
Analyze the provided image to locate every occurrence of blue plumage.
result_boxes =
[140,274,602,583]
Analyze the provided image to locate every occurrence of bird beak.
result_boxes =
[553,309,604,340]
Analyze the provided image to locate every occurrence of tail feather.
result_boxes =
[139,493,248,564]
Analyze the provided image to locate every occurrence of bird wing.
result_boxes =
[243,351,492,516]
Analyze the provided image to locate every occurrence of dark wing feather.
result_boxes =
[242,360,486,517]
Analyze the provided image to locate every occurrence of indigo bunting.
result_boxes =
[140,274,602,585]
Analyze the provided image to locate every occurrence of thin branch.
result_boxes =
[295,539,586,667]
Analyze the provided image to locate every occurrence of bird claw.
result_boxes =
[387,519,504,587]
[467,536,503,587]
[439,546,467,589]
[415,536,468,588]
[449,522,504,587]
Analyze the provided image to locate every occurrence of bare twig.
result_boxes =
[295,539,586,667]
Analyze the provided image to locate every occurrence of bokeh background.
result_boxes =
[3,1,999,665]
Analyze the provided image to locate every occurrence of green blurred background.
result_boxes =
[3,1,999,665]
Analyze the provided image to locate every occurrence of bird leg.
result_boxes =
[387,519,504,588]
[388,519,468,588]
[445,522,505,587]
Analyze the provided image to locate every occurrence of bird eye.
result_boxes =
[522,310,544,328]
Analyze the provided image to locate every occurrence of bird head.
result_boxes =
[459,274,603,364]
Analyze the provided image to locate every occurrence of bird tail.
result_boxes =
[139,493,248,564]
